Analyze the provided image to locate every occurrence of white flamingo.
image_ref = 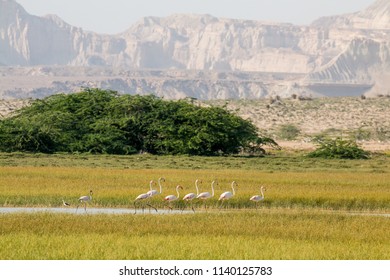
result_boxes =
[197,180,217,210]
[250,186,266,209]
[182,179,201,212]
[164,185,183,211]
[134,181,158,214]
[218,181,237,208]
[76,190,93,213]
[147,178,164,197]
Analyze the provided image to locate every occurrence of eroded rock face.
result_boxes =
[1,0,390,99]
[312,0,390,30]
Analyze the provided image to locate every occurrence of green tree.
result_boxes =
[0,89,277,156]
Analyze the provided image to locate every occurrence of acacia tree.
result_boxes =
[0,89,277,155]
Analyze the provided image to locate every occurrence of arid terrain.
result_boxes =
[2,96,390,151]
[2,0,390,99]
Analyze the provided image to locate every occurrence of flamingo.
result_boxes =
[197,180,217,210]
[218,181,237,208]
[76,190,93,213]
[182,179,201,212]
[147,179,164,197]
[134,190,157,214]
[164,185,183,211]
[250,186,266,209]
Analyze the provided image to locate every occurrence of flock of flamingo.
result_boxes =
[70,178,266,213]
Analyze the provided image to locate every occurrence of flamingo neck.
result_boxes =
[195,180,200,195]
[211,181,215,197]
[158,178,164,194]
[261,187,264,198]
[231,181,237,195]
[149,181,154,191]
[176,187,181,199]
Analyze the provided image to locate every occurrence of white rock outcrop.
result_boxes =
[1,0,390,99]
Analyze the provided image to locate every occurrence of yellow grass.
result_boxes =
[0,210,389,260]
[0,166,389,210]
[0,158,389,260]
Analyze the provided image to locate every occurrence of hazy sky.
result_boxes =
[16,0,375,34]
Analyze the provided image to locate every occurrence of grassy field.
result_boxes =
[1,210,389,260]
[0,152,389,260]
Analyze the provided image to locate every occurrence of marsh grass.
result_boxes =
[0,210,389,260]
[0,165,389,210]
[1,152,390,172]
[0,153,389,260]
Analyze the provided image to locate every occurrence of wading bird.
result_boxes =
[182,179,201,212]
[134,190,157,214]
[164,185,183,211]
[197,180,217,210]
[250,186,266,209]
[218,181,237,208]
[76,190,93,213]
[62,199,70,207]
[146,178,163,212]
[146,179,160,197]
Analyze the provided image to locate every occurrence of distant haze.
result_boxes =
[2,0,390,99]
[16,0,374,34]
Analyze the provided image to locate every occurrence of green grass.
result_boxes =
[1,151,390,172]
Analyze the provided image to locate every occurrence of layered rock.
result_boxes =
[1,0,390,99]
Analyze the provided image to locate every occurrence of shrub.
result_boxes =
[278,124,301,140]
[307,137,370,159]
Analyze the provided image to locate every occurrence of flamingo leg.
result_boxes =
[133,201,137,214]
[146,203,157,212]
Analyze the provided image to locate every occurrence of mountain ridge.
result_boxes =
[1,0,389,99]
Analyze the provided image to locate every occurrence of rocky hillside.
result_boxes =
[312,0,390,29]
[1,0,390,99]
[2,97,390,151]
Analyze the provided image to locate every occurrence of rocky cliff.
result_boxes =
[1,0,390,99]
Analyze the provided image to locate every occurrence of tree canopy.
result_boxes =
[0,89,277,155]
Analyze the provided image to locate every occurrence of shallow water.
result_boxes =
[0,207,388,217]
[0,207,194,215]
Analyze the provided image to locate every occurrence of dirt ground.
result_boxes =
[276,140,390,152]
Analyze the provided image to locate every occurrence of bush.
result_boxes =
[0,89,277,156]
[278,124,300,140]
[307,137,370,159]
